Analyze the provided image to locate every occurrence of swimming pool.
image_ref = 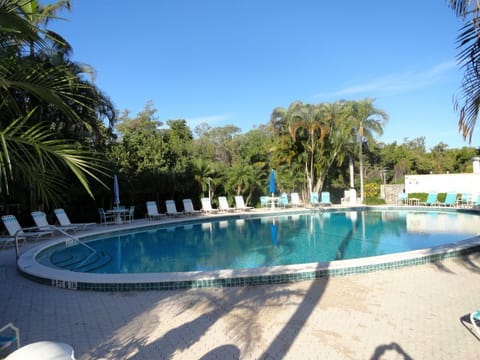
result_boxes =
[18,207,480,291]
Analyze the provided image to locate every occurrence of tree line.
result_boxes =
[105,102,478,214]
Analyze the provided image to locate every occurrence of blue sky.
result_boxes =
[49,0,479,149]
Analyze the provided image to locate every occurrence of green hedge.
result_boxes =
[365,197,386,205]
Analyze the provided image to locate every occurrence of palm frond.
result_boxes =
[0,111,108,205]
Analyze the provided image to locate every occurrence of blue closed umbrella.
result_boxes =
[269,169,276,196]
[113,174,120,207]
[271,222,278,247]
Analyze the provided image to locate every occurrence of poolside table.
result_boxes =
[268,196,278,209]
[408,198,419,206]
[5,341,75,360]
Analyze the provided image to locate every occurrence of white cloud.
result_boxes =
[315,60,457,99]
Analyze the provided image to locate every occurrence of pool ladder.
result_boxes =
[14,225,99,269]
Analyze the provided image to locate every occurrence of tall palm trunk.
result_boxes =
[309,129,315,195]
[349,157,354,188]
[358,126,364,203]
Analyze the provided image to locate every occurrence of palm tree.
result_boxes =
[270,101,355,196]
[192,158,216,199]
[288,102,332,195]
[349,99,388,203]
[448,0,480,142]
[0,112,106,203]
[0,0,112,206]
[322,100,357,187]
[272,101,332,195]
[16,0,71,58]
[227,162,265,204]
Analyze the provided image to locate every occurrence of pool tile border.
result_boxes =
[16,206,480,291]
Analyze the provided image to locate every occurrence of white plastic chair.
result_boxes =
[124,206,135,223]
[54,209,95,230]
[182,199,201,215]
[218,196,235,212]
[145,201,165,220]
[234,196,253,211]
[290,193,303,207]
[200,198,219,214]
[165,200,183,217]
[31,211,77,233]
[1,215,53,241]
[98,208,115,225]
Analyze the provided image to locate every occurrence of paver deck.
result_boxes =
[1,218,480,359]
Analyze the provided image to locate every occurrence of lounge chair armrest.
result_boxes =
[0,322,20,348]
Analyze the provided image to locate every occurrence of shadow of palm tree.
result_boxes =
[458,253,480,273]
[199,344,240,359]
[370,342,413,360]
[9,209,476,358]
[126,215,354,358]
[137,285,315,358]
[430,259,456,273]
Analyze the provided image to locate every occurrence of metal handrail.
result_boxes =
[14,225,97,261]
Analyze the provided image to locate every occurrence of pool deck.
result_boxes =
[1,209,480,359]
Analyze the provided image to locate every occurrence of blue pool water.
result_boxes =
[37,209,480,274]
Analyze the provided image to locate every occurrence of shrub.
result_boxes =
[364,183,380,199]
[365,197,386,205]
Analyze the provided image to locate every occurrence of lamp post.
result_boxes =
[381,169,388,201]
[207,177,212,202]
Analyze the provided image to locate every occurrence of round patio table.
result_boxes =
[5,341,75,360]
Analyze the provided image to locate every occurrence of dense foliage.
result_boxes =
[0,0,115,217]
[104,101,478,218]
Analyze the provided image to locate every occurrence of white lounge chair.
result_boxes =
[234,195,253,211]
[1,215,53,242]
[54,209,95,231]
[290,193,303,207]
[165,200,183,217]
[182,199,201,215]
[0,236,15,249]
[145,201,166,220]
[31,211,77,233]
[200,197,219,214]
[218,196,235,212]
